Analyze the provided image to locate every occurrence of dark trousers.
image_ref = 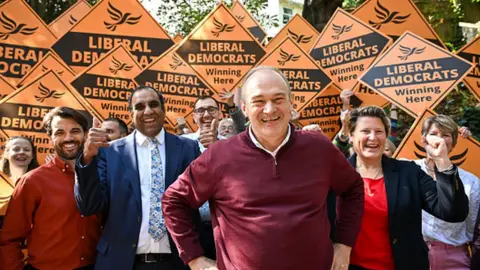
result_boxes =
[133,258,185,270]
[24,264,94,270]
[200,220,216,260]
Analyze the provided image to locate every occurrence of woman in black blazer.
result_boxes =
[342,106,469,270]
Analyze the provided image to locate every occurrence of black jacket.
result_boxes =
[330,154,469,270]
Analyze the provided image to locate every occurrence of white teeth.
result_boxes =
[262,116,280,122]
[144,119,155,123]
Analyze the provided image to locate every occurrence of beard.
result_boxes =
[54,140,83,161]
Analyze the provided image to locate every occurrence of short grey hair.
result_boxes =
[218,118,235,132]
[240,66,291,101]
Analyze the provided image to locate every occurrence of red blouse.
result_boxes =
[351,177,395,270]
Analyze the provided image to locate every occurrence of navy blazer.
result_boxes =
[344,155,469,270]
[75,130,201,270]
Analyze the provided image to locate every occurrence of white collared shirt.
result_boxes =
[135,129,171,254]
[248,125,291,157]
[414,159,480,246]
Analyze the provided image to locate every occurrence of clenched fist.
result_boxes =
[82,117,109,164]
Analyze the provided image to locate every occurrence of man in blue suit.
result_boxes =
[75,86,201,270]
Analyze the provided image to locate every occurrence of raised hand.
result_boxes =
[340,89,354,110]
[459,126,471,139]
[199,119,218,148]
[422,134,452,171]
[219,88,235,107]
[82,117,109,164]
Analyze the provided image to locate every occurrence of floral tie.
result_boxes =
[148,138,167,241]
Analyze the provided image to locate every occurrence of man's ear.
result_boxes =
[241,100,247,115]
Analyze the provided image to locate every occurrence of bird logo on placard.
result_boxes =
[211,17,235,37]
[331,24,353,40]
[169,54,185,70]
[104,1,142,31]
[35,82,65,103]
[369,1,410,30]
[235,15,245,23]
[41,65,64,76]
[398,45,425,60]
[287,29,313,44]
[68,14,78,25]
[277,49,300,66]
[0,11,38,40]
[414,141,468,166]
[109,56,133,74]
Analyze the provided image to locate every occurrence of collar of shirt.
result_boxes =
[248,125,291,157]
[52,155,74,173]
[135,128,165,147]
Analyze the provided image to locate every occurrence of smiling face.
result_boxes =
[350,116,387,161]
[131,89,165,138]
[101,120,123,141]
[219,119,235,138]
[241,69,293,145]
[50,116,86,160]
[5,138,33,169]
[193,98,221,131]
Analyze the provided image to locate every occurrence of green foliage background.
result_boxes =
[0,0,478,140]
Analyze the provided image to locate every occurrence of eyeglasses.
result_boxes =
[194,106,219,115]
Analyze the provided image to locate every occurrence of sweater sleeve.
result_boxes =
[162,149,217,264]
[328,142,364,247]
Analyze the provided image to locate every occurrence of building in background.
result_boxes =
[267,0,304,39]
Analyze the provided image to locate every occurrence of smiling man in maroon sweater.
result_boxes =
[162,66,364,270]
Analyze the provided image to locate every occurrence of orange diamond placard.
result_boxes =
[0,75,15,101]
[0,70,96,164]
[16,51,76,88]
[394,109,480,178]
[297,84,344,140]
[310,8,392,90]
[231,0,266,44]
[352,0,445,48]
[266,14,319,53]
[135,45,216,128]
[0,0,57,85]
[175,3,265,94]
[456,35,480,102]
[360,31,473,117]
[353,82,389,108]
[49,0,91,38]
[52,0,174,73]
[255,37,332,111]
[70,44,142,125]
[173,34,183,44]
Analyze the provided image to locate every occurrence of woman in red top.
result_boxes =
[342,106,469,270]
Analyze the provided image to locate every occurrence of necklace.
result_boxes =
[356,166,382,180]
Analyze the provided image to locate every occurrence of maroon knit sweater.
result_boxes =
[162,130,364,270]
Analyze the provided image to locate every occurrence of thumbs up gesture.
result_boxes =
[82,117,109,164]
[199,119,219,148]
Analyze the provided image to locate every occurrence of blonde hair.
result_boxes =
[345,106,391,136]
[384,140,396,157]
